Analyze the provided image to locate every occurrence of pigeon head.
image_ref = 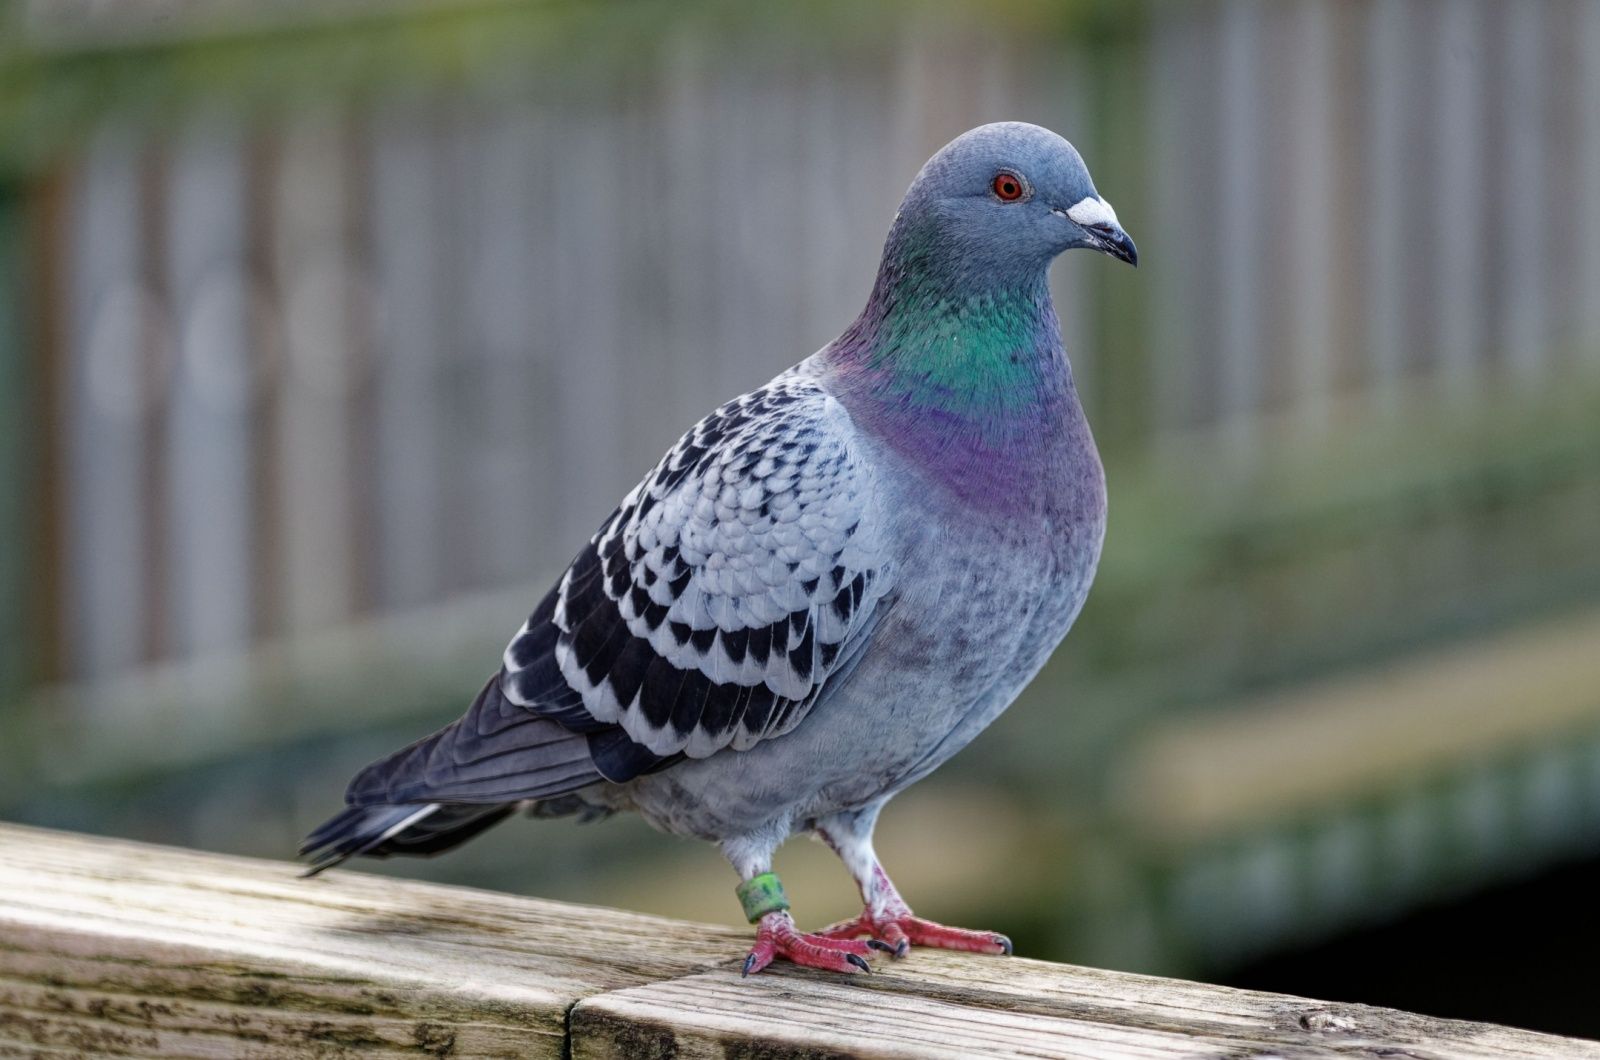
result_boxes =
[828,122,1135,460]
[890,122,1137,283]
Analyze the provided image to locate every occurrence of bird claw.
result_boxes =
[817,911,1012,958]
[742,911,879,976]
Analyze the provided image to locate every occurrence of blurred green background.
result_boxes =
[3,0,1600,1039]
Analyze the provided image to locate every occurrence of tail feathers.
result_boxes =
[299,801,516,876]
[300,674,629,875]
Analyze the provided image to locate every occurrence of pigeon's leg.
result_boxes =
[812,806,1012,959]
[723,832,879,976]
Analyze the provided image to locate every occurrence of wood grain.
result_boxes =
[2,823,1596,1058]
[572,957,1600,1060]
[0,823,745,1058]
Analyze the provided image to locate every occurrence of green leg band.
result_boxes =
[736,872,791,923]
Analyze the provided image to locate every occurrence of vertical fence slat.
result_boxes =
[549,106,626,548]
[164,117,254,661]
[469,102,547,588]
[712,59,769,412]
[659,28,722,449]
[1544,1,1584,366]
[64,129,151,680]
[370,99,447,611]
[1430,0,1487,399]
[0,186,26,700]
[1364,0,1411,407]
[1284,0,1335,426]
[1500,4,1550,386]
[1578,0,1600,362]
[1216,0,1266,443]
[273,115,356,632]
[1147,7,1205,437]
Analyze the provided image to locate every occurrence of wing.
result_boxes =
[503,364,894,764]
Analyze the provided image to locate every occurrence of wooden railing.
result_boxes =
[1,823,1593,1059]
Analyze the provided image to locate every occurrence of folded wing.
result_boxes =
[504,365,895,763]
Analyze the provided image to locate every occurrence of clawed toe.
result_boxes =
[817,909,1011,959]
[744,912,881,976]
[898,916,1012,955]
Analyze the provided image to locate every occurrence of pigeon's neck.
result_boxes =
[823,223,1080,502]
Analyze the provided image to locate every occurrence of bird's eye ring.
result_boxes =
[991,172,1026,202]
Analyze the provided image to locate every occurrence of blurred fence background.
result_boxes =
[3,0,1600,1037]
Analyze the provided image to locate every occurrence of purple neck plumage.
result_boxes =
[822,215,1087,509]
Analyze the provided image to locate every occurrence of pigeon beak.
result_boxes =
[1086,221,1138,268]
[1059,196,1138,267]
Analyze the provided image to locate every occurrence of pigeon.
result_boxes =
[302,121,1136,975]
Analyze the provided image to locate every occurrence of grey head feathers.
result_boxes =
[887,121,1136,284]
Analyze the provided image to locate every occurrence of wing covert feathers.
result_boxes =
[503,366,893,760]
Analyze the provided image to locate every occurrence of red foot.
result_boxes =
[817,911,1013,959]
[743,912,881,976]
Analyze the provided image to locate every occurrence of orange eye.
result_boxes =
[992,172,1024,202]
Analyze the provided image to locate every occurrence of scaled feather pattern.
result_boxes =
[509,365,893,762]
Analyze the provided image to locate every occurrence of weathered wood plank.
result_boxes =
[571,955,1599,1060]
[0,824,745,1057]
[2,823,1596,1059]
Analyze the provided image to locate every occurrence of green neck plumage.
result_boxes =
[867,285,1061,411]
[830,226,1069,428]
